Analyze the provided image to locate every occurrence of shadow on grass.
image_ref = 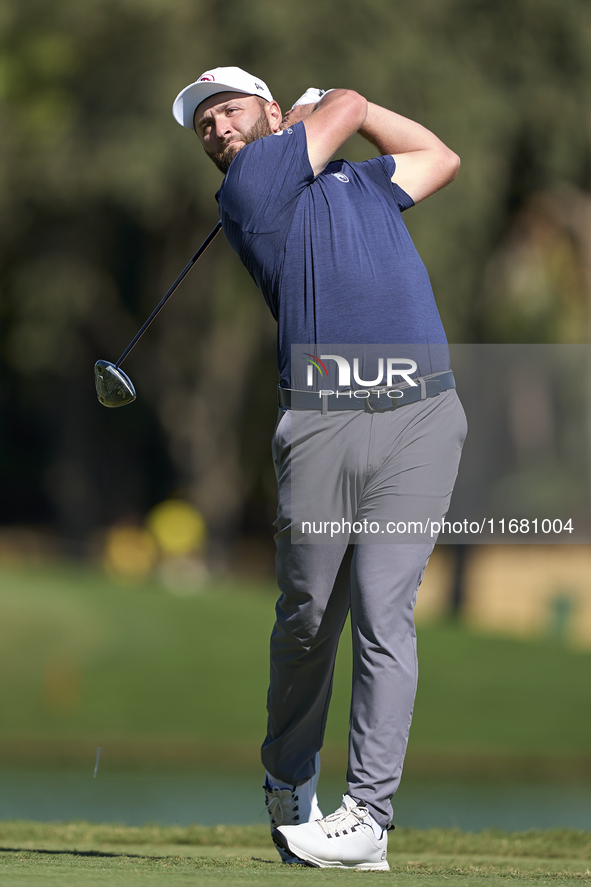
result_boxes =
[1,847,278,866]
[0,847,169,860]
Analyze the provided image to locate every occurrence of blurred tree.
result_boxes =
[0,0,589,562]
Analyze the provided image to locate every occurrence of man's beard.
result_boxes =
[206,108,273,174]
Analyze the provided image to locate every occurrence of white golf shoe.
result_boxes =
[264,753,322,864]
[272,793,390,870]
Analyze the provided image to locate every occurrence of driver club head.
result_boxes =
[94,360,137,408]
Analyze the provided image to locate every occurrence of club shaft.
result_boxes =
[116,221,222,368]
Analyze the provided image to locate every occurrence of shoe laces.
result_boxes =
[317,800,369,838]
[264,785,301,827]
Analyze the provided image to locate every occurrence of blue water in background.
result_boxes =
[1,768,590,831]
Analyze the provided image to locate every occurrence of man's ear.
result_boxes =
[266,100,283,132]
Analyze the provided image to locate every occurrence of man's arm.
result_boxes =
[281,89,367,178]
[359,103,460,203]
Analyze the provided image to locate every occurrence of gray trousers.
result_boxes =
[261,389,467,827]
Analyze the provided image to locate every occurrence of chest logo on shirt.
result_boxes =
[332,173,349,183]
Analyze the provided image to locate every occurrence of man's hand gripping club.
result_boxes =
[281,87,368,177]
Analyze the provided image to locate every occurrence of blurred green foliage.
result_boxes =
[0,0,590,551]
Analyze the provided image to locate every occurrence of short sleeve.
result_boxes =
[218,122,315,234]
[355,154,415,212]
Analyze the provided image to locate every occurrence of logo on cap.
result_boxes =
[199,74,215,82]
[255,82,264,91]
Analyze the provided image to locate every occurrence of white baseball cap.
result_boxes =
[172,66,274,129]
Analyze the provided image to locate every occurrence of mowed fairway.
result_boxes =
[1,565,591,886]
[1,823,590,887]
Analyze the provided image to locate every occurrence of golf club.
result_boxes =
[95,221,222,407]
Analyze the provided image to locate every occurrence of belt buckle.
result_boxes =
[365,385,409,413]
[364,389,391,413]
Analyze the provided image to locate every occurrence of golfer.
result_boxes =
[173,67,466,870]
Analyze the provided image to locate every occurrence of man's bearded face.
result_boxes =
[206,104,273,174]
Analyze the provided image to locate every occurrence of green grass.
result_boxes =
[1,563,591,773]
[0,822,590,886]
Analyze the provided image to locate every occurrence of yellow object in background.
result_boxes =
[147,500,206,557]
[103,525,158,582]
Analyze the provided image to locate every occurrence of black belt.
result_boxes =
[278,370,455,413]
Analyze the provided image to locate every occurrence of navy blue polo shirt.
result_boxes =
[217,122,449,389]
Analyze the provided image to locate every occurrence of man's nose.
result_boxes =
[215,118,232,139]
